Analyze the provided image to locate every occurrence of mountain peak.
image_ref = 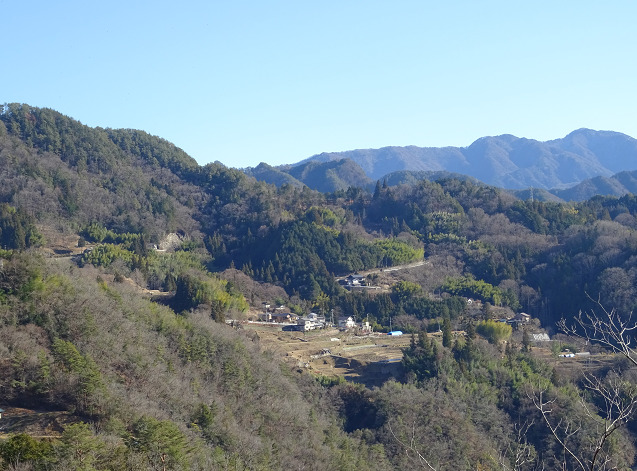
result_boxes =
[289,129,637,190]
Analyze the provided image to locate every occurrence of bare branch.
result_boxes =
[533,295,637,471]
[580,372,637,470]
[559,295,637,367]
[500,419,537,471]
[388,422,437,471]
[529,387,587,471]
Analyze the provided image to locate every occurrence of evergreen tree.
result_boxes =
[482,302,492,321]
[522,327,531,352]
[442,317,452,348]
[373,180,382,199]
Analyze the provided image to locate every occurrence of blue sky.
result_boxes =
[3,1,636,169]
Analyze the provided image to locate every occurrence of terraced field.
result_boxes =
[245,324,409,387]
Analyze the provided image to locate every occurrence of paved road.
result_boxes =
[337,260,428,280]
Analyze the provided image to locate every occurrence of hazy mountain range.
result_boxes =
[246,129,637,200]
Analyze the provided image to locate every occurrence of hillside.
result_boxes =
[293,128,637,190]
[550,170,637,201]
[3,104,637,469]
[245,159,373,193]
[0,104,203,240]
[0,254,386,470]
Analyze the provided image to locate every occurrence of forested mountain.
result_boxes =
[550,169,637,201]
[246,159,373,193]
[294,128,637,190]
[3,104,637,470]
[243,162,305,188]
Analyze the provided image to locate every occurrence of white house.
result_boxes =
[307,312,326,323]
[297,318,319,331]
[338,316,356,329]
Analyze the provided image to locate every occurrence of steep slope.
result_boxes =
[0,253,387,469]
[0,104,204,240]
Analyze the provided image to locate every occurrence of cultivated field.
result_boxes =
[244,324,409,387]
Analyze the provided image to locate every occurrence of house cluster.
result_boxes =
[257,301,373,333]
[338,274,380,291]
[259,308,327,331]
[257,303,298,322]
[298,312,327,331]
[497,312,531,328]
[297,314,372,332]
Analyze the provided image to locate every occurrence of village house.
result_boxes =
[338,316,356,330]
[338,274,367,289]
[347,274,366,286]
[271,312,297,323]
[297,318,320,331]
[507,312,531,328]
[361,320,373,333]
[307,312,325,323]
[297,313,326,331]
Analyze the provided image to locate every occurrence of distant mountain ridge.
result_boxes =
[550,170,637,201]
[291,129,637,190]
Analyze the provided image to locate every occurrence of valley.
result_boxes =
[2,104,637,470]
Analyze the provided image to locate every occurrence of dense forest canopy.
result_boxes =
[2,104,637,470]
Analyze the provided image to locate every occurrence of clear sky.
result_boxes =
[3,1,636,169]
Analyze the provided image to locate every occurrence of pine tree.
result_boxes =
[373,180,382,199]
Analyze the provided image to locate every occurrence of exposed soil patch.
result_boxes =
[37,225,87,258]
[0,406,74,439]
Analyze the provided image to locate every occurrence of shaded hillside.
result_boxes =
[297,129,637,190]
[284,158,372,192]
[551,170,637,201]
[380,169,480,187]
[245,159,373,192]
[243,162,305,188]
[508,187,564,203]
[304,145,467,183]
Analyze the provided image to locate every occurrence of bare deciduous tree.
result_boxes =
[558,296,637,367]
[388,421,437,471]
[532,374,637,471]
[499,419,537,471]
[530,297,637,470]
